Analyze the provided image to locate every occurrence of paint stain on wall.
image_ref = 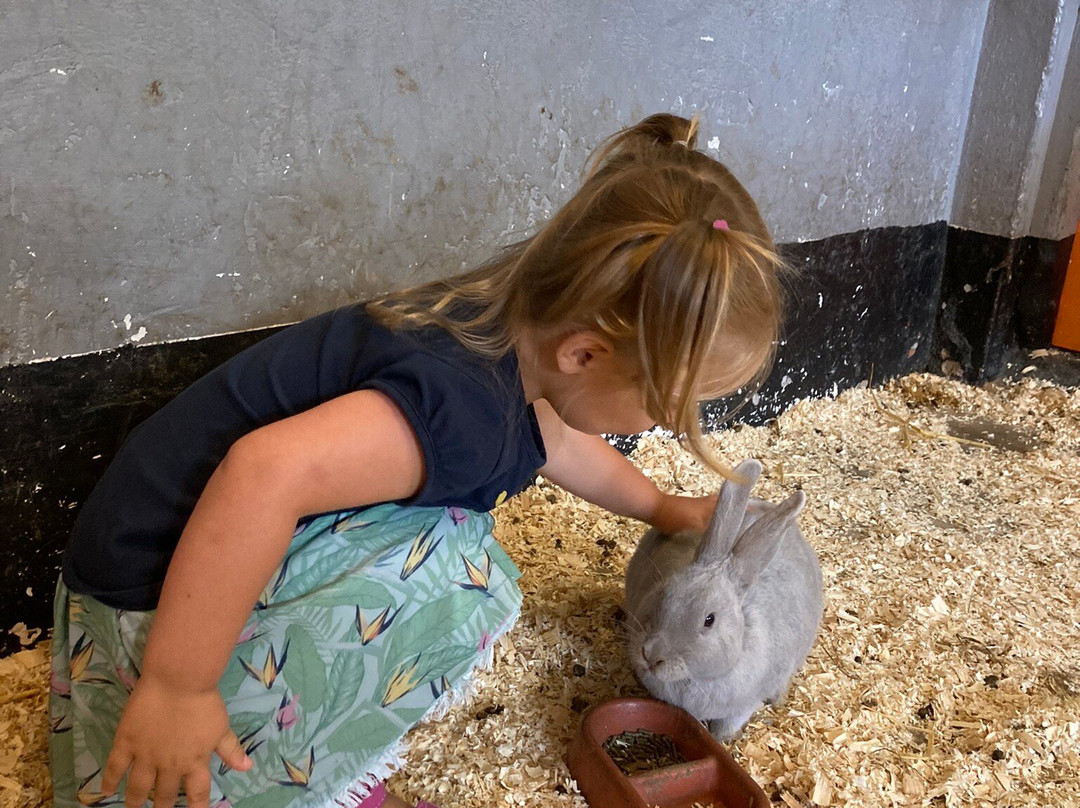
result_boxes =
[394,67,418,93]
[143,79,164,106]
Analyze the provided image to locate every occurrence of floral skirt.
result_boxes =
[49,503,522,808]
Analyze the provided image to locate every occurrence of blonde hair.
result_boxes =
[368,113,786,476]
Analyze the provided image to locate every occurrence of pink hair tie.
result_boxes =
[712,219,729,231]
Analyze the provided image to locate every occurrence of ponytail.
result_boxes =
[368,113,786,478]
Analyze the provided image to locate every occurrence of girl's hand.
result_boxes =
[101,675,252,808]
[647,492,719,536]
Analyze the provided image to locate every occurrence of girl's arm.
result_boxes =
[533,399,716,535]
[102,389,426,808]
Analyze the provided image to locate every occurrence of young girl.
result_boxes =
[50,113,785,808]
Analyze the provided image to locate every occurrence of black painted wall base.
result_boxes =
[705,222,949,428]
[0,221,1072,654]
[934,227,1073,383]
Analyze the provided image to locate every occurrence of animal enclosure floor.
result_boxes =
[2,373,1078,808]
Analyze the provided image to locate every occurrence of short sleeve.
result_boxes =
[358,352,543,511]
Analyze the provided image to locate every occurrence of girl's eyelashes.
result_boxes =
[703,612,715,628]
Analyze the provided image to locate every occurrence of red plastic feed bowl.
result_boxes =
[567,698,770,808]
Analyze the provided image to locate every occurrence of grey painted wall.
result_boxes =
[951,0,1080,239]
[1032,6,1080,240]
[1,0,993,366]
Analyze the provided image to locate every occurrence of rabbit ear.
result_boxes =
[730,490,806,590]
[694,458,762,565]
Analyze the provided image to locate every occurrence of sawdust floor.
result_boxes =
[2,373,1078,808]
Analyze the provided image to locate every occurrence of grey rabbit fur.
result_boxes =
[624,458,823,741]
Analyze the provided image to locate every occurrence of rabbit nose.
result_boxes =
[642,639,665,670]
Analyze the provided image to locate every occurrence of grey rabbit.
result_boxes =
[624,458,823,741]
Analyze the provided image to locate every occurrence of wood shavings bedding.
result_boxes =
[3,373,1078,808]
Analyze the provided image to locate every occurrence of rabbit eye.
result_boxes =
[703,613,715,628]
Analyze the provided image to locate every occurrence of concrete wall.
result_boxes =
[1,0,991,367]
[1032,5,1080,240]
[951,0,1080,240]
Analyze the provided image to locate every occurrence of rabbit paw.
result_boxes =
[707,710,754,742]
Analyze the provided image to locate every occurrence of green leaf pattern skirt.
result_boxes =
[49,503,523,808]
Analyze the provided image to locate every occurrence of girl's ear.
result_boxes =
[553,330,615,375]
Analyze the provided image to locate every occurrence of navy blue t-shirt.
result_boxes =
[62,303,547,611]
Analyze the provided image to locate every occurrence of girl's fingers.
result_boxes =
[150,771,180,808]
[183,766,213,808]
[101,744,134,795]
[124,762,156,808]
[215,730,252,772]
